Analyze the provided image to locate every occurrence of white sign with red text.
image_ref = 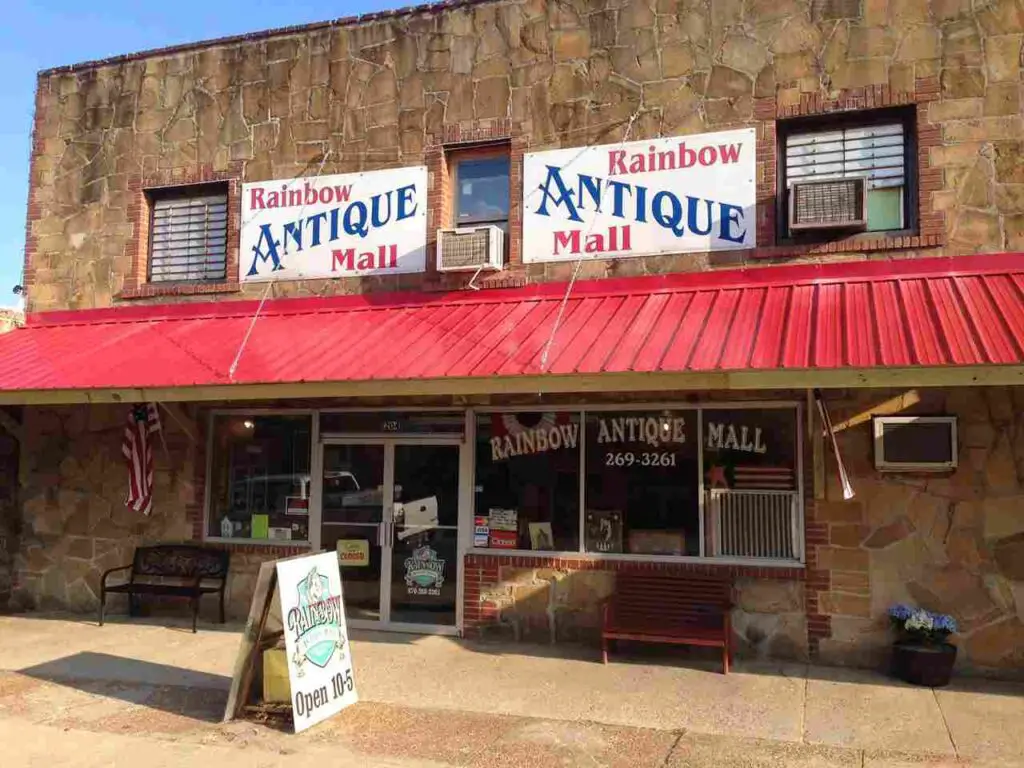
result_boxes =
[240,167,428,282]
[522,129,756,263]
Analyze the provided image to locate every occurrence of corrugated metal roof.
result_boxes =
[2,254,1023,399]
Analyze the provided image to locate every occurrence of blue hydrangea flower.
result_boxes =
[889,604,913,621]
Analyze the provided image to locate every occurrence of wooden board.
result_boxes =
[222,559,277,723]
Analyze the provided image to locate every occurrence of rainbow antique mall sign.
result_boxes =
[522,128,756,262]
[240,167,428,281]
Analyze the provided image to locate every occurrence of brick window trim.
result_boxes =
[118,164,244,301]
[463,553,805,582]
[752,77,946,259]
[424,118,526,290]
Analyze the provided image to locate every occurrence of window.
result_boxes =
[474,412,580,551]
[473,406,802,562]
[585,411,699,556]
[702,409,799,560]
[207,414,312,542]
[452,152,511,232]
[148,184,229,283]
[780,109,914,238]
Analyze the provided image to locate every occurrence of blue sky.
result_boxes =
[0,0,409,308]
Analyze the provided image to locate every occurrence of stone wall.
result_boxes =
[12,405,199,612]
[465,555,808,660]
[810,386,1024,677]
[0,414,20,611]
[9,403,324,620]
[23,0,1024,312]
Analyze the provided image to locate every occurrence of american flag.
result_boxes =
[123,404,161,516]
[732,466,795,491]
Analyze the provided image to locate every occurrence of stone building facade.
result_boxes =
[5,0,1024,679]
[23,0,1024,311]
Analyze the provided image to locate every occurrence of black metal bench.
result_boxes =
[99,544,230,633]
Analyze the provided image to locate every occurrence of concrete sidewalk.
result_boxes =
[1,614,1023,766]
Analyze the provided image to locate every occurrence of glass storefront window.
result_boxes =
[584,410,699,556]
[472,405,801,562]
[474,412,581,552]
[701,409,798,492]
[207,414,312,541]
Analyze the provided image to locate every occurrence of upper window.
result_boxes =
[453,153,511,231]
[148,183,229,283]
[780,109,914,239]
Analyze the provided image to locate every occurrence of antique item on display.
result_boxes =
[585,510,623,554]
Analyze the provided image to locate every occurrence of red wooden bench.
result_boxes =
[601,572,733,673]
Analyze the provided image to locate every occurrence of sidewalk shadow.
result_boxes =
[16,651,230,723]
[10,610,243,634]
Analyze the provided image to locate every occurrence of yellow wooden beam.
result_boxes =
[828,390,923,434]
[0,365,1021,406]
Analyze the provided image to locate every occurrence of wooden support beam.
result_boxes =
[157,402,199,443]
[0,365,1021,406]
[0,409,23,444]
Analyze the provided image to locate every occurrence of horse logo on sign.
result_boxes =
[287,565,346,675]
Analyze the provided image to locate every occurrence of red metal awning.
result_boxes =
[1,253,1022,403]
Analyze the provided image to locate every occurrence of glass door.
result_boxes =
[319,443,387,623]
[390,444,460,628]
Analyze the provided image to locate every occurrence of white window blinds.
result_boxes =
[785,123,905,189]
[149,190,228,283]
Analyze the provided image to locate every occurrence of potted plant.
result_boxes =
[888,604,958,687]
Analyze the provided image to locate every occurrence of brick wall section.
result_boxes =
[22,0,1024,313]
[121,164,245,300]
[462,554,805,639]
[752,77,945,260]
[423,118,529,290]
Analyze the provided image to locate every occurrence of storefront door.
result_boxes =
[317,439,460,634]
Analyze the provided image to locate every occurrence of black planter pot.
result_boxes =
[890,641,957,687]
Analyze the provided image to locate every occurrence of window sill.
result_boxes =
[205,537,312,548]
[756,232,945,259]
[466,548,803,569]
[118,282,241,300]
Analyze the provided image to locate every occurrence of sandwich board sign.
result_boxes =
[277,551,358,732]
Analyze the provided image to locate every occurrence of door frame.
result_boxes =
[312,435,465,636]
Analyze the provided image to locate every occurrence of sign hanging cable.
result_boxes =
[539,108,644,373]
[228,149,333,379]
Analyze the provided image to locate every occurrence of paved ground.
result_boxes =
[1,614,1023,766]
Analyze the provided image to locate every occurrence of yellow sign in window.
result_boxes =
[337,539,370,567]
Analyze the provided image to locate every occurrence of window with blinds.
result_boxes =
[148,186,229,283]
[785,122,908,233]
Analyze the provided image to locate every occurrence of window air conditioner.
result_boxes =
[873,416,958,473]
[436,225,504,272]
[789,178,867,231]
